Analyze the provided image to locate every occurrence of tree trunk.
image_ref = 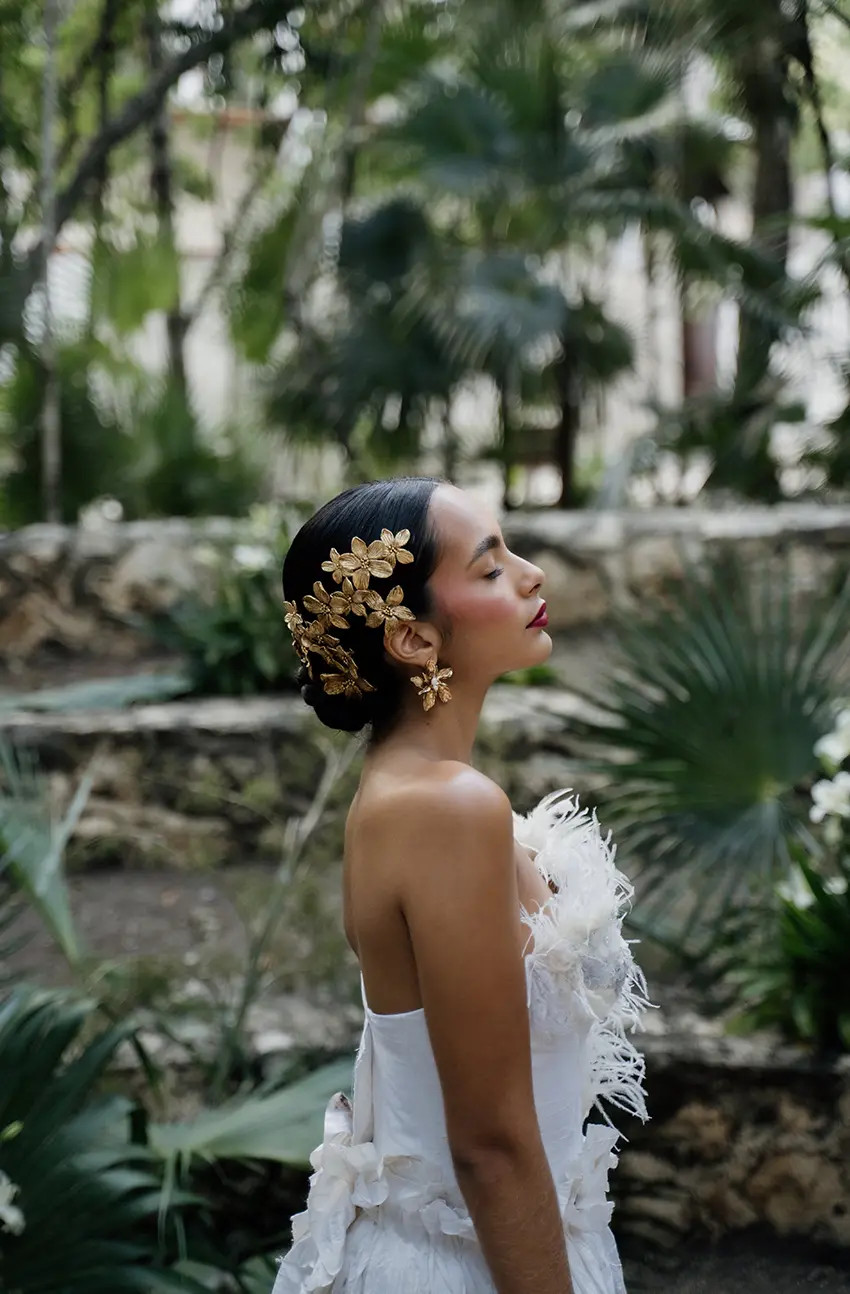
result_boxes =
[40,0,61,524]
[682,301,717,398]
[553,344,581,508]
[498,378,515,511]
[735,110,792,393]
[441,397,459,482]
[145,4,188,397]
[88,0,118,339]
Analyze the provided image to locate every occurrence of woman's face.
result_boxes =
[425,484,551,685]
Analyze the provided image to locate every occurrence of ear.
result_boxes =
[384,619,442,671]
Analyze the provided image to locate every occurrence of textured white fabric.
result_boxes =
[273,791,650,1294]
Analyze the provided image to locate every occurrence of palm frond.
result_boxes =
[571,553,850,959]
[404,250,570,372]
[0,989,209,1294]
[0,741,86,967]
[151,1057,354,1171]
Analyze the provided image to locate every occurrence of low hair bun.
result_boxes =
[297,665,373,735]
[283,478,442,744]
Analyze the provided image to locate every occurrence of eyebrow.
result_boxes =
[468,534,501,567]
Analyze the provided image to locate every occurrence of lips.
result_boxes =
[527,602,548,629]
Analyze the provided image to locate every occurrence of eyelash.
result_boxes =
[485,567,504,581]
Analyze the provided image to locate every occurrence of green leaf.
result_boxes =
[0,743,85,965]
[571,553,850,959]
[0,673,192,713]
[151,1058,354,1168]
[90,234,181,336]
[0,990,208,1294]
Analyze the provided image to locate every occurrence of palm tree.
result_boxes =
[253,0,805,503]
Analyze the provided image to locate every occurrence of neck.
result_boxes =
[369,673,490,767]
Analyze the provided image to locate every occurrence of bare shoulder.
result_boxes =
[364,763,513,855]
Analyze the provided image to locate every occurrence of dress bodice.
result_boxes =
[273,791,650,1294]
[362,960,586,1189]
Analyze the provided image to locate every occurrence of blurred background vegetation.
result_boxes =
[3,0,850,524]
[4,0,850,1288]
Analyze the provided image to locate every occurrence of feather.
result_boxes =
[516,791,653,1127]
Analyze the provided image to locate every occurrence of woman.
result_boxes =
[274,477,649,1294]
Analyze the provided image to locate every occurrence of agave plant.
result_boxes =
[0,990,207,1293]
[572,554,850,960]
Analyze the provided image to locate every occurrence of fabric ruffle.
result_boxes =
[273,1093,621,1294]
[514,790,652,1125]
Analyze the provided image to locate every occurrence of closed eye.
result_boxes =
[484,567,504,581]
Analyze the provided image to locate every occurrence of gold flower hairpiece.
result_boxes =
[284,529,416,698]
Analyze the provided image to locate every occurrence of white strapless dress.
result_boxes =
[272,792,651,1294]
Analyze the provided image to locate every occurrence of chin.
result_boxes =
[509,629,553,673]
[530,629,554,663]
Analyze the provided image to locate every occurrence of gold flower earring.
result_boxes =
[411,659,453,712]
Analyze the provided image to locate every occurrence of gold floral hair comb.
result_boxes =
[284,529,416,698]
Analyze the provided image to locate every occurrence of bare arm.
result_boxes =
[398,771,573,1294]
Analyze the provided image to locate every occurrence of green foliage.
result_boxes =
[0,342,264,525]
[0,673,192,714]
[127,380,264,520]
[0,730,361,1285]
[572,554,850,959]
[3,0,842,507]
[90,235,181,337]
[500,664,560,687]
[726,848,850,1052]
[0,741,90,968]
[264,198,460,472]
[149,506,299,698]
[0,340,139,526]
[650,376,808,503]
[151,1057,354,1170]
[0,989,206,1294]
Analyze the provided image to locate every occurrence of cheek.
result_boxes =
[438,581,517,634]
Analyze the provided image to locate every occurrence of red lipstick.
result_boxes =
[527,602,548,629]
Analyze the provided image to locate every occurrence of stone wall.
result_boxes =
[0,688,591,870]
[3,505,850,665]
[113,988,850,1253]
[614,1019,850,1252]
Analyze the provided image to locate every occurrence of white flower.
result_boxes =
[810,772,850,823]
[0,1169,24,1235]
[233,543,273,572]
[815,710,850,768]
[824,816,843,848]
[777,869,847,909]
[777,868,814,909]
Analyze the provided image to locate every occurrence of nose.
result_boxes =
[519,555,545,595]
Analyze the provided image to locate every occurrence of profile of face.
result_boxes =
[387,484,551,691]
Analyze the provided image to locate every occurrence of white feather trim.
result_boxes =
[515,791,652,1128]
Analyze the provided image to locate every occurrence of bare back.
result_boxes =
[343,758,551,1018]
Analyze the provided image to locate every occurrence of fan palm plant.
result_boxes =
[0,989,209,1293]
[264,197,464,476]
[572,553,850,961]
[371,4,802,497]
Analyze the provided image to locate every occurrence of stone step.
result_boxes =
[0,685,600,872]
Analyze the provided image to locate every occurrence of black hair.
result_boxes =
[282,477,443,740]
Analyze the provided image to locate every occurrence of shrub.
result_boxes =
[726,709,850,1052]
[150,505,300,697]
